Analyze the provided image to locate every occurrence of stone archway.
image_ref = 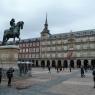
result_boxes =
[77,60,81,68]
[36,60,38,67]
[52,60,56,67]
[84,60,88,67]
[32,60,35,67]
[70,60,74,68]
[58,60,61,67]
[41,60,45,68]
[47,60,50,67]
[64,60,68,68]
[91,59,95,68]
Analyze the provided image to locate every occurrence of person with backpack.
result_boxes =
[80,66,85,78]
[48,65,51,73]
[6,67,14,86]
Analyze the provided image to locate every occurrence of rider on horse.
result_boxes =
[2,19,24,45]
[10,18,15,33]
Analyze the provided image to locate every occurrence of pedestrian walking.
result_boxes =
[56,65,59,73]
[48,65,51,73]
[60,65,62,71]
[0,68,2,84]
[92,68,95,88]
[6,67,14,86]
[81,66,85,78]
[69,65,71,72]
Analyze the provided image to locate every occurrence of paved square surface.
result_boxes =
[0,68,95,95]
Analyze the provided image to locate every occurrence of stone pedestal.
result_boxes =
[0,45,19,69]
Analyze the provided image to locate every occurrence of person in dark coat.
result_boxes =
[0,68,2,84]
[6,68,14,86]
[56,65,59,73]
[48,65,51,73]
[92,68,95,88]
[81,66,85,78]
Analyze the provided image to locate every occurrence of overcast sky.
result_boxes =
[0,0,95,41]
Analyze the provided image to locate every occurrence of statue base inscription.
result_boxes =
[0,45,19,69]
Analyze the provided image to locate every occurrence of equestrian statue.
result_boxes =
[2,18,24,45]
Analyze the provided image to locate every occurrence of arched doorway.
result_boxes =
[58,60,61,67]
[77,60,81,68]
[52,60,56,67]
[91,59,95,68]
[32,60,35,67]
[36,60,38,67]
[47,60,50,67]
[84,60,88,67]
[64,60,68,68]
[70,60,74,68]
[41,60,45,68]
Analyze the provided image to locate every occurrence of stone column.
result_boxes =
[68,60,70,66]
[34,60,36,67]
[61,60,64,66]
[38,60,40,67]
[81,60,84,66]
[61,60,63,67]
[88,59,91,65]
[50,60,52,67]
[55,60,58,66]
[45,60,47,67]
[74,60,77,68]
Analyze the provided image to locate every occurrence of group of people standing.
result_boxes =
[47,64,72,73]
[17,62,32,76]
[0,67,14,86]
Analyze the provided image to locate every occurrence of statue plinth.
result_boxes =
[0,45,19,69]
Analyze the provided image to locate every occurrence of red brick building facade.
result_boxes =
[18,38,40,66]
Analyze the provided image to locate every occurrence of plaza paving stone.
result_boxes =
[0,68,95,95]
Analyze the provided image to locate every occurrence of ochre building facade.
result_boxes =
[18,16,95,68]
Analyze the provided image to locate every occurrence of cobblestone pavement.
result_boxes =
[0,68,95,95]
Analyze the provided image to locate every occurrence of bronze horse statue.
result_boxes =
[2,21,24,45]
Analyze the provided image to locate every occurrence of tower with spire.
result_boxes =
[41,14,50,39]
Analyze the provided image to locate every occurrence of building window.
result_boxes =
[31,54,35,58]
[26,48,28,52]
[23,44,25,47]
[30,43,32,47]
[36,42,39,46]
[33,42,35,46]
[76,45,81,50]
[52,40,56,45]
[90,44,95,49]
[64,46,68,50]
[32,48,35,52]
[22,54,25,58]
[22,49,25,53]
[29,54,31,58]
[36,48,39,52]
[57,46,62,51]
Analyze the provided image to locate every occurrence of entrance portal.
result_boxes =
[70,60,74,68]
[64,60,68,68]
[84,60,88,67]
[41,60,45,68]
[52,60,56,67]
[91,59,95,68]
[47,60,50,67]
[77,60,81,68]
[58,60,61,67]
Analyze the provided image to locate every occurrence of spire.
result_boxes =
[45,13,48,25]
[41,13,50,35]
[44,13,48,29]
